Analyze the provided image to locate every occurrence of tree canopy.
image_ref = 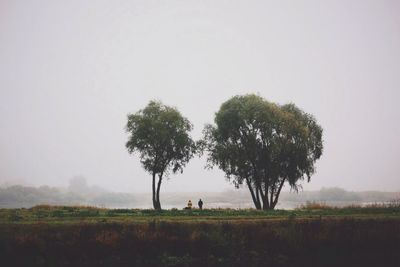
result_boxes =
[126,101,196,210]
[202,94,323,209]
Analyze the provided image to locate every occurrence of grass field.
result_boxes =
[1,202,400,223]
[1,204,400,266]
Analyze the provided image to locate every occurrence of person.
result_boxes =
[198,199,203,210]
[187,200,192,209]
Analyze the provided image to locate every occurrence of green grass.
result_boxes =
[1,204,399,266]
[1,203,399,224]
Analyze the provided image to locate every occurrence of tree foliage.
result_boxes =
[202,94,323,209]
[126,101,196,210]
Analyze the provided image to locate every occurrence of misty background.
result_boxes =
[1,177,399,209]
[1,0,400,200]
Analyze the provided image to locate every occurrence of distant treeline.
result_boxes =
[0,185,398,209]
[0,185,136,209]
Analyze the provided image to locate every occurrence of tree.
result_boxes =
[125,101,196,210]
[202,94,323,210]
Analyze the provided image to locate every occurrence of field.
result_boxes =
[1,204,400,266]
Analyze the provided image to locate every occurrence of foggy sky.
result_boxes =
[1,0,400,192]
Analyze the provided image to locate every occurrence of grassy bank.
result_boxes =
[1,203,400,224]
[1,205,399,266]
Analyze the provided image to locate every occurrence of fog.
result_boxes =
[1,178,399,209]
[1,0,400,193]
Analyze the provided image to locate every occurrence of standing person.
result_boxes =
[187,200,192,209]
[198,199,203,210]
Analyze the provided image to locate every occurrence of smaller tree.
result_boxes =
[125,101,196,210]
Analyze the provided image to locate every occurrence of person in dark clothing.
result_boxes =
[198,199,203,210]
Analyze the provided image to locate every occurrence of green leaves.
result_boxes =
[202,94,324,209]
[126,101,196,176]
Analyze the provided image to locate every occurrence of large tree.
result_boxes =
[202,94,323,210]
[125,101,196,210]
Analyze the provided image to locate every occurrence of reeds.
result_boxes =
[0,217,399,266]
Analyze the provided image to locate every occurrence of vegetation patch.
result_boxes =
[0,205,399,266]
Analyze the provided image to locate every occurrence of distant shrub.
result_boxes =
[297,201,333,210]
[50,210,66,217]
[389,198,400,207]
[29,204,54,211]
[8,210,23,221]
[365,199,400,209]
[62,206,75,212]
[74,209,99,217]
[106,209,134,216]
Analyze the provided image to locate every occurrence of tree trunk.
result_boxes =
[259,186,269,210]
[246,177,261,209]
[271,179,286,210]
[262,176,270,210]
[155,174,163,210]
[255,185,260,207]
[152,172,157,210]
[269,185,274,210]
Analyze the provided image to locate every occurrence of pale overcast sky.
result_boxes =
[1,0,399,192]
